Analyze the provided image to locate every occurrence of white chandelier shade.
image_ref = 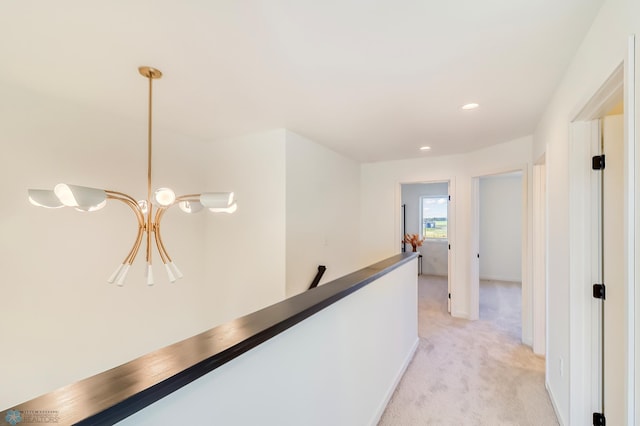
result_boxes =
[210,202,238,214]
[27,66,236,286]
[28,189,64,209]
[200,192,236,210]
[54,184,107,210]
[178,200,203,214]
[175,192,237,213]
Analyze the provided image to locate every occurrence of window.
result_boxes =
[421,196,448,239]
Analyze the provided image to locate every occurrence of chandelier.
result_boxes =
[27,66,237,286]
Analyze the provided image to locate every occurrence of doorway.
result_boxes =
[401,181,452,313]
[477,172,523,340]
[470,167,529,342]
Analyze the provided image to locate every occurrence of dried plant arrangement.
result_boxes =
[403,233,424,252]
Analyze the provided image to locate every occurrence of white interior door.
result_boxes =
[601,114,626,424]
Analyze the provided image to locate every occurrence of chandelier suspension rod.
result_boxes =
[146,72,154,267]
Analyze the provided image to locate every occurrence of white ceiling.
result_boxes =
[0,0,603,162]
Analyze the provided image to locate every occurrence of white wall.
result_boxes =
[401,182,449,276]
[202,129,288,326]
[285,131,361,296]
[479,173,522,282]
[360,136,532,319]
[202,127,363,308]
[531,0,634,423]
[0,102,362,408]
[118,260,418,426]
[0,81,213,408]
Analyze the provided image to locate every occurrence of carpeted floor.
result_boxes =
[378,275,558,426]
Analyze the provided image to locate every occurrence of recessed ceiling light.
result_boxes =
[420,146,431,151]
[461,103,479,110]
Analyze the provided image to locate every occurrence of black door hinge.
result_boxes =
[448,244,451,250]
[593,412,605,426]
[592,155,606,170]
[593,284,606,300]
[448,293,451,299]
[448,195,451,201]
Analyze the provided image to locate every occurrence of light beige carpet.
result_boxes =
[378,276,558,426]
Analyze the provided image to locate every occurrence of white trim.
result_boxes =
[451,309,470,319]
[470,176,480,321]
[532,161,546,355]
[572,64,624,122]
[545,144,551,382]
[625,34,636,426]
[368,337,419,426]
[448,178,456,314]
[478,274,522,282]
[546,381,566,426]
[568,120,597,425]
[568,57,632,424]
[589,120,603,414]
[521,163,532,346]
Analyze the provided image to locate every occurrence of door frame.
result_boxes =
[469,165,531,345]
[398,178,455,314]
[568,38,636,423]
[532,156,547,356]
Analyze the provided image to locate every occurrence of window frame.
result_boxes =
[420,195,448,240]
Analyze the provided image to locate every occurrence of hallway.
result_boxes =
[379,275,557,425]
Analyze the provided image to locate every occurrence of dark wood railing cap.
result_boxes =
[5,253,417,425]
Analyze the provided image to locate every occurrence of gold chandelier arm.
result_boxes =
[105,194,145,263]
[107,188,151,269]
[146,207,153,267]
[126,222,146,265]
[154,207,171,264]
[174,194,201,202]
[153,206,183,282]
[153,193,201,261]
[104,193,146,285]
[152,193,204,281]
[105,190,142,210]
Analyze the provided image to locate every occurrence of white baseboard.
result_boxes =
[451,310,470,319]
[479,275,522,283]
[546,380,565,426]
[369,337,420,426]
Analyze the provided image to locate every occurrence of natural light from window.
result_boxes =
[421,196,448,239]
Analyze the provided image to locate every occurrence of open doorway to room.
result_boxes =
[401,181,451,313]
[470,167,528,344]
[478,172,523,341]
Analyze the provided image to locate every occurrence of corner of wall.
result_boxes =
[284,131,362,296]
[546,381,566,426]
